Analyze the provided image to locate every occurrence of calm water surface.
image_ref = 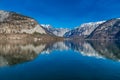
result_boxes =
[0,40,119,80]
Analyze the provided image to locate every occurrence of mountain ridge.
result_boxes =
[41,24,70,37]
[88,18,120,40]
[0,10,120,40]
[64,21,105,38]
[0,10,64,41]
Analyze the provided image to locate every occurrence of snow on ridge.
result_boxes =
[78,21,106,36]
[41,24,52,28]
[0,10,10,22]
[42,24,70,37]
[64,20,106,37]
[78,21,106,28]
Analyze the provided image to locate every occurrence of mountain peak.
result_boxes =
[0,10,50,40]
[64,21,105,38]
[41,24,52,28]
[42,24,70,37]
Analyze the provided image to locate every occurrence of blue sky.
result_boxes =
[0,0,120,28]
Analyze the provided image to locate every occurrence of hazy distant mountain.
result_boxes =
[41,24,70,37]
[64,21,105,38]
[88,18,120,40]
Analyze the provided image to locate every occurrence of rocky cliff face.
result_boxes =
[64,21,105,38]
[0,10,46,34]
[88,19,120,40]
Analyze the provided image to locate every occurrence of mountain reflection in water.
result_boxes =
[65,40,120,60]
[0,40,119,67]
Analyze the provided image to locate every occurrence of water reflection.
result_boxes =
[65,40,120,61]
[42,41,69,54]
[0,40,119,66]
[0,40,47,66]
[43,40,120,61]
[88,40,120,60]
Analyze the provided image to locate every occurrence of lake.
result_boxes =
[0,40,120,80]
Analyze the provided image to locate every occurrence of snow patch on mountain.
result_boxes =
[78,21,105,35]
[0,10,9,22]
[41,24,70,37]
[64,21,105,38]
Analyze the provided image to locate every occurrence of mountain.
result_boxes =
[0,10,57,41]
[0,10,46,34]
[64,18,120,40]
[88,18,120,40]
[41,24,70,37]
[1,10,120,40]
[64,21,105,38]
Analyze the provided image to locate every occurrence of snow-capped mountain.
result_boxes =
[0,10,10,22]
[88,18,120,39]
[64,21,105,38]
[41,24,70,37]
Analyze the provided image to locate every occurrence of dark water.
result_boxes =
[0,40,120,80]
